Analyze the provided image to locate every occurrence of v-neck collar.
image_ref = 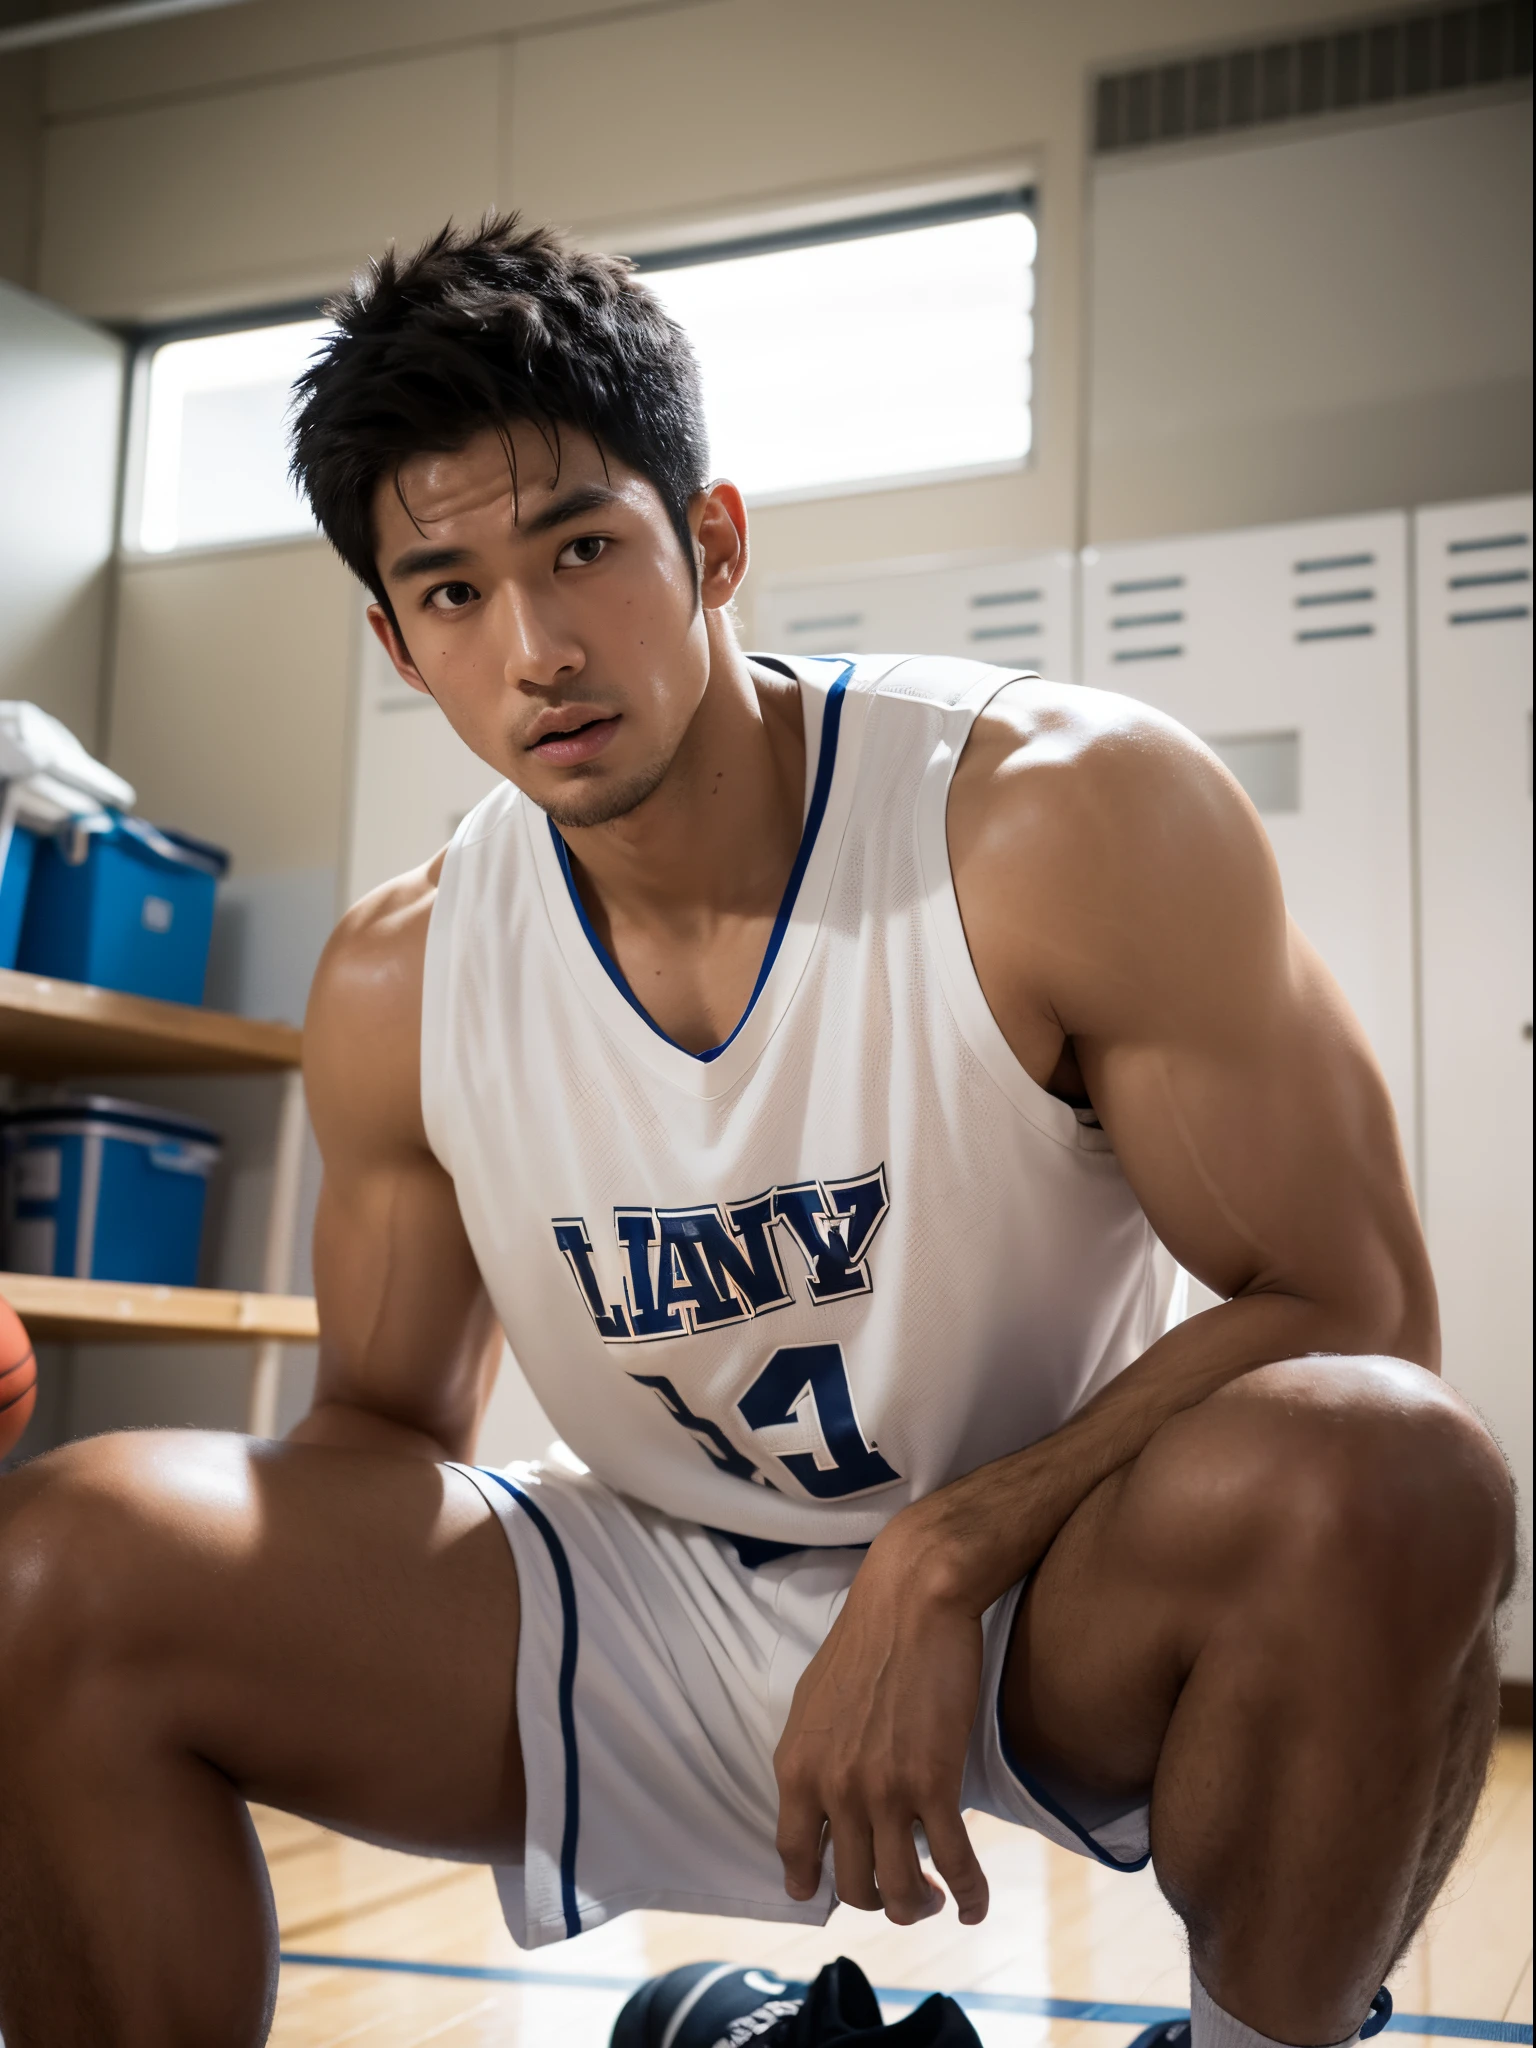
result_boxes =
[529,656,864,1099]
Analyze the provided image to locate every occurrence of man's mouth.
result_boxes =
[527,714,620,766]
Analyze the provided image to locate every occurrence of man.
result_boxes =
[0,216,1514,2048]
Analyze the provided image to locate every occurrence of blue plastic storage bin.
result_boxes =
[0,821,38,969]
[17,816,229,1005]
[1,1097,221,1286]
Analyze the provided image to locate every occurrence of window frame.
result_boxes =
[118,297,329,561]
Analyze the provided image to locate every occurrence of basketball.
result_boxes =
[0,1294,37,1463]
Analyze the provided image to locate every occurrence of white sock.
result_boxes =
[1189,1969,1378,2048]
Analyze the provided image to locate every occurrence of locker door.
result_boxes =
[1415,494,1532,1684]
[344,614,501,906]
[754,548,1078,682]
[1081,513,1417,1168]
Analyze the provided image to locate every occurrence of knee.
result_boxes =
[1140,1358,1516,1643]
[0,1432,239,1714]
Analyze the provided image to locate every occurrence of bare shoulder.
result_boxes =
[304,852,446,1156]
[954,679,1276,898]
[948,679,1288,1045]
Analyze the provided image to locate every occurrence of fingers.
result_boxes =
[922,1803,990,1926]
[775,1780,827,1904]
[871,1815,943,1925]
[828,1814,882,1913]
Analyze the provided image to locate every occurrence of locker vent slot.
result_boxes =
[1449,606,1531,625]
[1296,623,1375,642]
[1110,575,1184,594]
[1448,569,1531,588]
[1113,610,1184,628]
[786,613,862,634]
[1447,532,1530,553]
[1206,730,1300,814]
[969,623,1042,641]
[1295,587,1375,606]
[1094,6,1533,156]
[1294,552,1375,572]
[969,589,1042,607]
[1112,645,1184,662]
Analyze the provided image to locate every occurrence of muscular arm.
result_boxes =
[913,681,1435,1599]
[292,859,502,1463]
[775,681,1436,1918]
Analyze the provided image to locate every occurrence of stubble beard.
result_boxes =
[538,750,676,832]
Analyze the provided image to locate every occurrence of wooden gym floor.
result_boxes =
[258,1731,1532,2047]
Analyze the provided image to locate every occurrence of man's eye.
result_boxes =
[558,535,607,568]
[427,582,478,611]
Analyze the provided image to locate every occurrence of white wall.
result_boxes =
[1089,96,1533,540]
[0,278,123,747]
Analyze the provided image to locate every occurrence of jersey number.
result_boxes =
[635,1343,900,1501]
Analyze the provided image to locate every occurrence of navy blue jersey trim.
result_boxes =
[706,1527,872,1571]
[548,659,852,1063]
[994,1653,1151,1874]
[478,1470,583,1938]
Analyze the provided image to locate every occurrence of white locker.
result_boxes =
[1081,513,1417,1169]
[754,548,1077,681]
[344,614,501,906]
[1415,494,1532,1684]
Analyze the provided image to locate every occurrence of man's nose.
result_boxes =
[493,585,582,689]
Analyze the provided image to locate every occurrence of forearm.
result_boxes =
[879,1284,1433,1613]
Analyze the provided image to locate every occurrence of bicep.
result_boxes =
[983,704,1435,1363]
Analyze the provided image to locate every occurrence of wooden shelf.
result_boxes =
[0,1273,319,1345]
[0,969,302,1080]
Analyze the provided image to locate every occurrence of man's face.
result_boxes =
[369,422,742,830]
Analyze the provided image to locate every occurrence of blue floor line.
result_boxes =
[277,1952,1533,2040]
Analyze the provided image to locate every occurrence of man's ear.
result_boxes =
[366,603,433,696]
[693,482,749,612]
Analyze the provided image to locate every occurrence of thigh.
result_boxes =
[3,1430,522,1856]
[1004,1361,1306,1805]
[998,1353,1501,1809]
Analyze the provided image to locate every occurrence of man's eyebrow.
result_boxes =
[387,544,472,581]
[385,484,621,580]
[519,482,622,537]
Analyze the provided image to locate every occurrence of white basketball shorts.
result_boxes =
[454,1456,1152,1951]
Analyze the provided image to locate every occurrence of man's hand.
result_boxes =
[774,1522,992,1926]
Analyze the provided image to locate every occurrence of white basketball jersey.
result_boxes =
[422,655,1175,1546]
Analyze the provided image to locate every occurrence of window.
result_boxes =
[638,193,1035,502]
[124,190,1035,551]
[132,315,331,553]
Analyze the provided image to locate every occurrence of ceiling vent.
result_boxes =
[1094,3,1532,155]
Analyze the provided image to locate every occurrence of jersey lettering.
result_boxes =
[553,1167,887,1344]
[738,1342,901,1499]
[552,1217,632,1341]
[770,1168,889,1304]
[630,1371,765,1483]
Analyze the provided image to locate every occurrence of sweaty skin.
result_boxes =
[0,423,1513,2048]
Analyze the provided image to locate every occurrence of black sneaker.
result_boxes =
[610,1955,982,2045]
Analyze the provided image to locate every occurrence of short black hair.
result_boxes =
[289,212,710,610]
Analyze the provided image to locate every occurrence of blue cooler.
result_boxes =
[1,1097,221,1286]
[0,821,38,969]
[17,816,229,1005]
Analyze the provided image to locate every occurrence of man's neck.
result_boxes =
[559,629,807,946]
